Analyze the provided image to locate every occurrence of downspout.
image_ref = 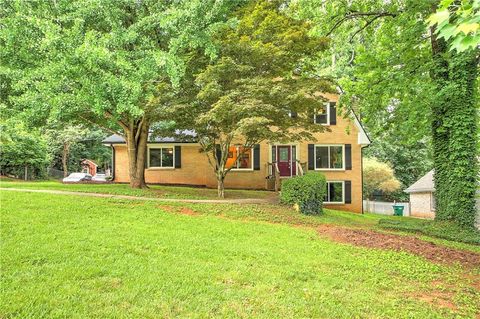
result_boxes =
[110,145,115,182]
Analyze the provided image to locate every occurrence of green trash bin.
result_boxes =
[392,205,404,216]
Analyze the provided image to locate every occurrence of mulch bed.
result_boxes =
[317,225,480,268]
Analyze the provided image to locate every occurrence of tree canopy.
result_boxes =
[0,119,50,179]
[293,0,479,227]
[166,0,333,196]
[0,0,242,187]
[429,0,480,52]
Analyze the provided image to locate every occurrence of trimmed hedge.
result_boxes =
[280,172,326,215]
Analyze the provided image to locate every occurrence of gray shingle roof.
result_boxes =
[404,170,435,193]
[102,130,197,144]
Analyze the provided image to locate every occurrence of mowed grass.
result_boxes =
[1,191,479,318]
[0,178,273,200]
[2,179,479,249]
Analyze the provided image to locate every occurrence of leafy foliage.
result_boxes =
[0,120,50,179]
[365,134,432,201]
[363,158,401,200]
[0,0,241,188]
[293,0,479,227]
[431,50,479,227]
[168,0,332,197]
[46,126,111,175]
[280,172,327,215]
[429,0,480,52]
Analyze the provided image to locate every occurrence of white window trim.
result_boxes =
[314,144,345,171]
[325,181,345,204]
[147,145,175,169]
[230,146,254,171]
[313,102,330,126]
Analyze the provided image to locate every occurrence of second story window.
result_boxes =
[315,145,344,170]
[314,103,329,125]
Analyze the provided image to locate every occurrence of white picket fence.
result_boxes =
[363,200,410,216]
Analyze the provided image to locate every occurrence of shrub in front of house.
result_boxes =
[280,172,327,215]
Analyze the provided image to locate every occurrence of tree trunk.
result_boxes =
[125,119,149,189]
[430,32,479,227]
[217,174,225,198]
[62,142,69,177]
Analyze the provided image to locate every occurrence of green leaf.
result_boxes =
[439,0,454,8]
[437,23,457,40]
[428,9,450,26]
[454,34,479,52]
[456,22,479,34]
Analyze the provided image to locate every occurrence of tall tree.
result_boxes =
[0,119,50,180]
[365,132,432,201]
[0,0,241,188]
[293,0,479,227]
[46,125,89,177]
[165,0,332,197]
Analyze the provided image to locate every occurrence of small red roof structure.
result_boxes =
[81,159,98,176]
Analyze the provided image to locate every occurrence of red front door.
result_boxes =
[277,146,291,177]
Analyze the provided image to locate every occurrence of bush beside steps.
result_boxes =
[280,172,326,215]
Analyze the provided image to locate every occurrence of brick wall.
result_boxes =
[114,144,209,186]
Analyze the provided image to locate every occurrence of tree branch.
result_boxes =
[135,118,145,144]
[79,115,123,137]
[104,111,129,132]
[326,11,400,37]
[349,15,385,42]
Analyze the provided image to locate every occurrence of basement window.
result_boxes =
[324,181,344,204]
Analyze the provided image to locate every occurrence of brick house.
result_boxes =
[103,94,371,213]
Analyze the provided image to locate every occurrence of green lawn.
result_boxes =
[0,178,274,200]
[1,191,479,318]
[2,178,479,247]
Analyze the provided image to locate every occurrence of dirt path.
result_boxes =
[0,187,277,204]
[318,225,480,268]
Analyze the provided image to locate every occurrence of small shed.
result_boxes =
[81,159,98,176]
[404,170,436,219]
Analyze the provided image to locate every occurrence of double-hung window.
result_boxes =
[149,147,174,168]
[314,103,330,125]
[324,181,344,204]
[315,145,344,170]
[226,146,253,170]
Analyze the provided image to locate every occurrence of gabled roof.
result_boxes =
[102,130,197,144]
[405,170,434,193]
[81,159,98,167]
[102,109,371,146]
[350,110,371,146]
